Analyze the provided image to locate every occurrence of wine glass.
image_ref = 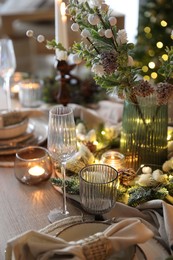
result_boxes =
[79,164,118,220]
[0,38,16,110]
[47,105,78,222]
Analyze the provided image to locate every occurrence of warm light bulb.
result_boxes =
[144,26,151,33]
[156,41,163,48]
[151,72,157,79]
[148,62,155,69]
[162,54,168,61]
[144,75,150,81]
[160,20,167,27]
[142,66,148,73]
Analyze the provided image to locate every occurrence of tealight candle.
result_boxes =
[101,150,125,171]
[28,166,45,177]
[14,146,52,185]
[19,79,43,107]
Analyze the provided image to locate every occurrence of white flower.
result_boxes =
[127,55,134,66]
[86,129,97,142]
[116,29,128,45]
[71,23,80,32]
[71,53,82,64]
[26,30,34,37]
[105,29,113,38]
[78,0,87,3]
[55,50,68,61]
[81,29,90,38]
[37,35,45,43]
[88,14,99,25]
[91,64,105,77]
[89,0,103,8]
[142,166,152,174]
[136,173,153,186]
[109,17,117,26]
[98,29,105,37]
[152,170,168,183]
[100,3,108,11]
[162,159,173,172]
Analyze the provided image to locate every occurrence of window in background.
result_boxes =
[106,0,139,43]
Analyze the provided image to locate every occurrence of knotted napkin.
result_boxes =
[5,218,153,260]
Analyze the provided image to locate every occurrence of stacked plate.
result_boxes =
[0,110,48,156]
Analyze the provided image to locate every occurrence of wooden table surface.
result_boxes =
[0,165,80,260]
[0,91,82,259]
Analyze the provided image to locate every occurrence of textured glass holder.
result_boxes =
[120,99,168,171]
[79,164,118,215]
[101,150,125,171]
[14,146,52,185]
[19,79,43,107]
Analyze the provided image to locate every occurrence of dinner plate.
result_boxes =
[0,117,48,166]
[56,222,169,260]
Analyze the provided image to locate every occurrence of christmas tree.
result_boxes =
[134,0,173,82]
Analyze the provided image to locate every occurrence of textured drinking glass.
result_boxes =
[0,38,16,110]
[47,105,77,220]
[79,164,118,215]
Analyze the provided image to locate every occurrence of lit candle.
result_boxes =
[19,80,42,107]
[28,166,45,177]
[55,0,68,49]
[101,151,125,170]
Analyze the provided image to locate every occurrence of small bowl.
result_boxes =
[0,118,28,139]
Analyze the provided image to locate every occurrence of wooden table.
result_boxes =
[0,165,80,260]
[0,89,82,259]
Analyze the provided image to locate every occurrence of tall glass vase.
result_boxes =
[120,97,168,171]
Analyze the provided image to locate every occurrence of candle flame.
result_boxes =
[60,2,66,16]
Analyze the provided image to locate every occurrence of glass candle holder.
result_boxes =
[79,164,118,215]
[101,150,125,171]
[19,79,43,107]
[10,72,29,98]
[14,146,52,185]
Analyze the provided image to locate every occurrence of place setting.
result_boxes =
[0,109,48,166]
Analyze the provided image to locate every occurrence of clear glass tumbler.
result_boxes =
[79,164,118,216]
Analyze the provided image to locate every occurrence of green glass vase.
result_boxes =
[120,98,168,171]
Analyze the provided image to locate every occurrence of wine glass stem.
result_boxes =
[4,76,11,110]
[61,161,69,215]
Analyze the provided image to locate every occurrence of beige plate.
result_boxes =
[0,118,28,139]
[0,117,47,166]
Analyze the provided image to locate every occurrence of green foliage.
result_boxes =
[50,177,79,195]
[128,185,171,207]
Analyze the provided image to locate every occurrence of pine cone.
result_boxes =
[133,80,154,97]
[118,168,136,186]
[155,82,173,105]
[100,51,118,74]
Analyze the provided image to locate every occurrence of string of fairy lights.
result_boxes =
[134,0,173,82]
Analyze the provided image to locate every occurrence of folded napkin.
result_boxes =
[105,199,173,255]
[5,218,153,260]
[68,100,123,129]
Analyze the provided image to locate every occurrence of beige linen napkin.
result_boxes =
[68,101,123,129]
[105,199,173,254]
[5,218,153,260]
